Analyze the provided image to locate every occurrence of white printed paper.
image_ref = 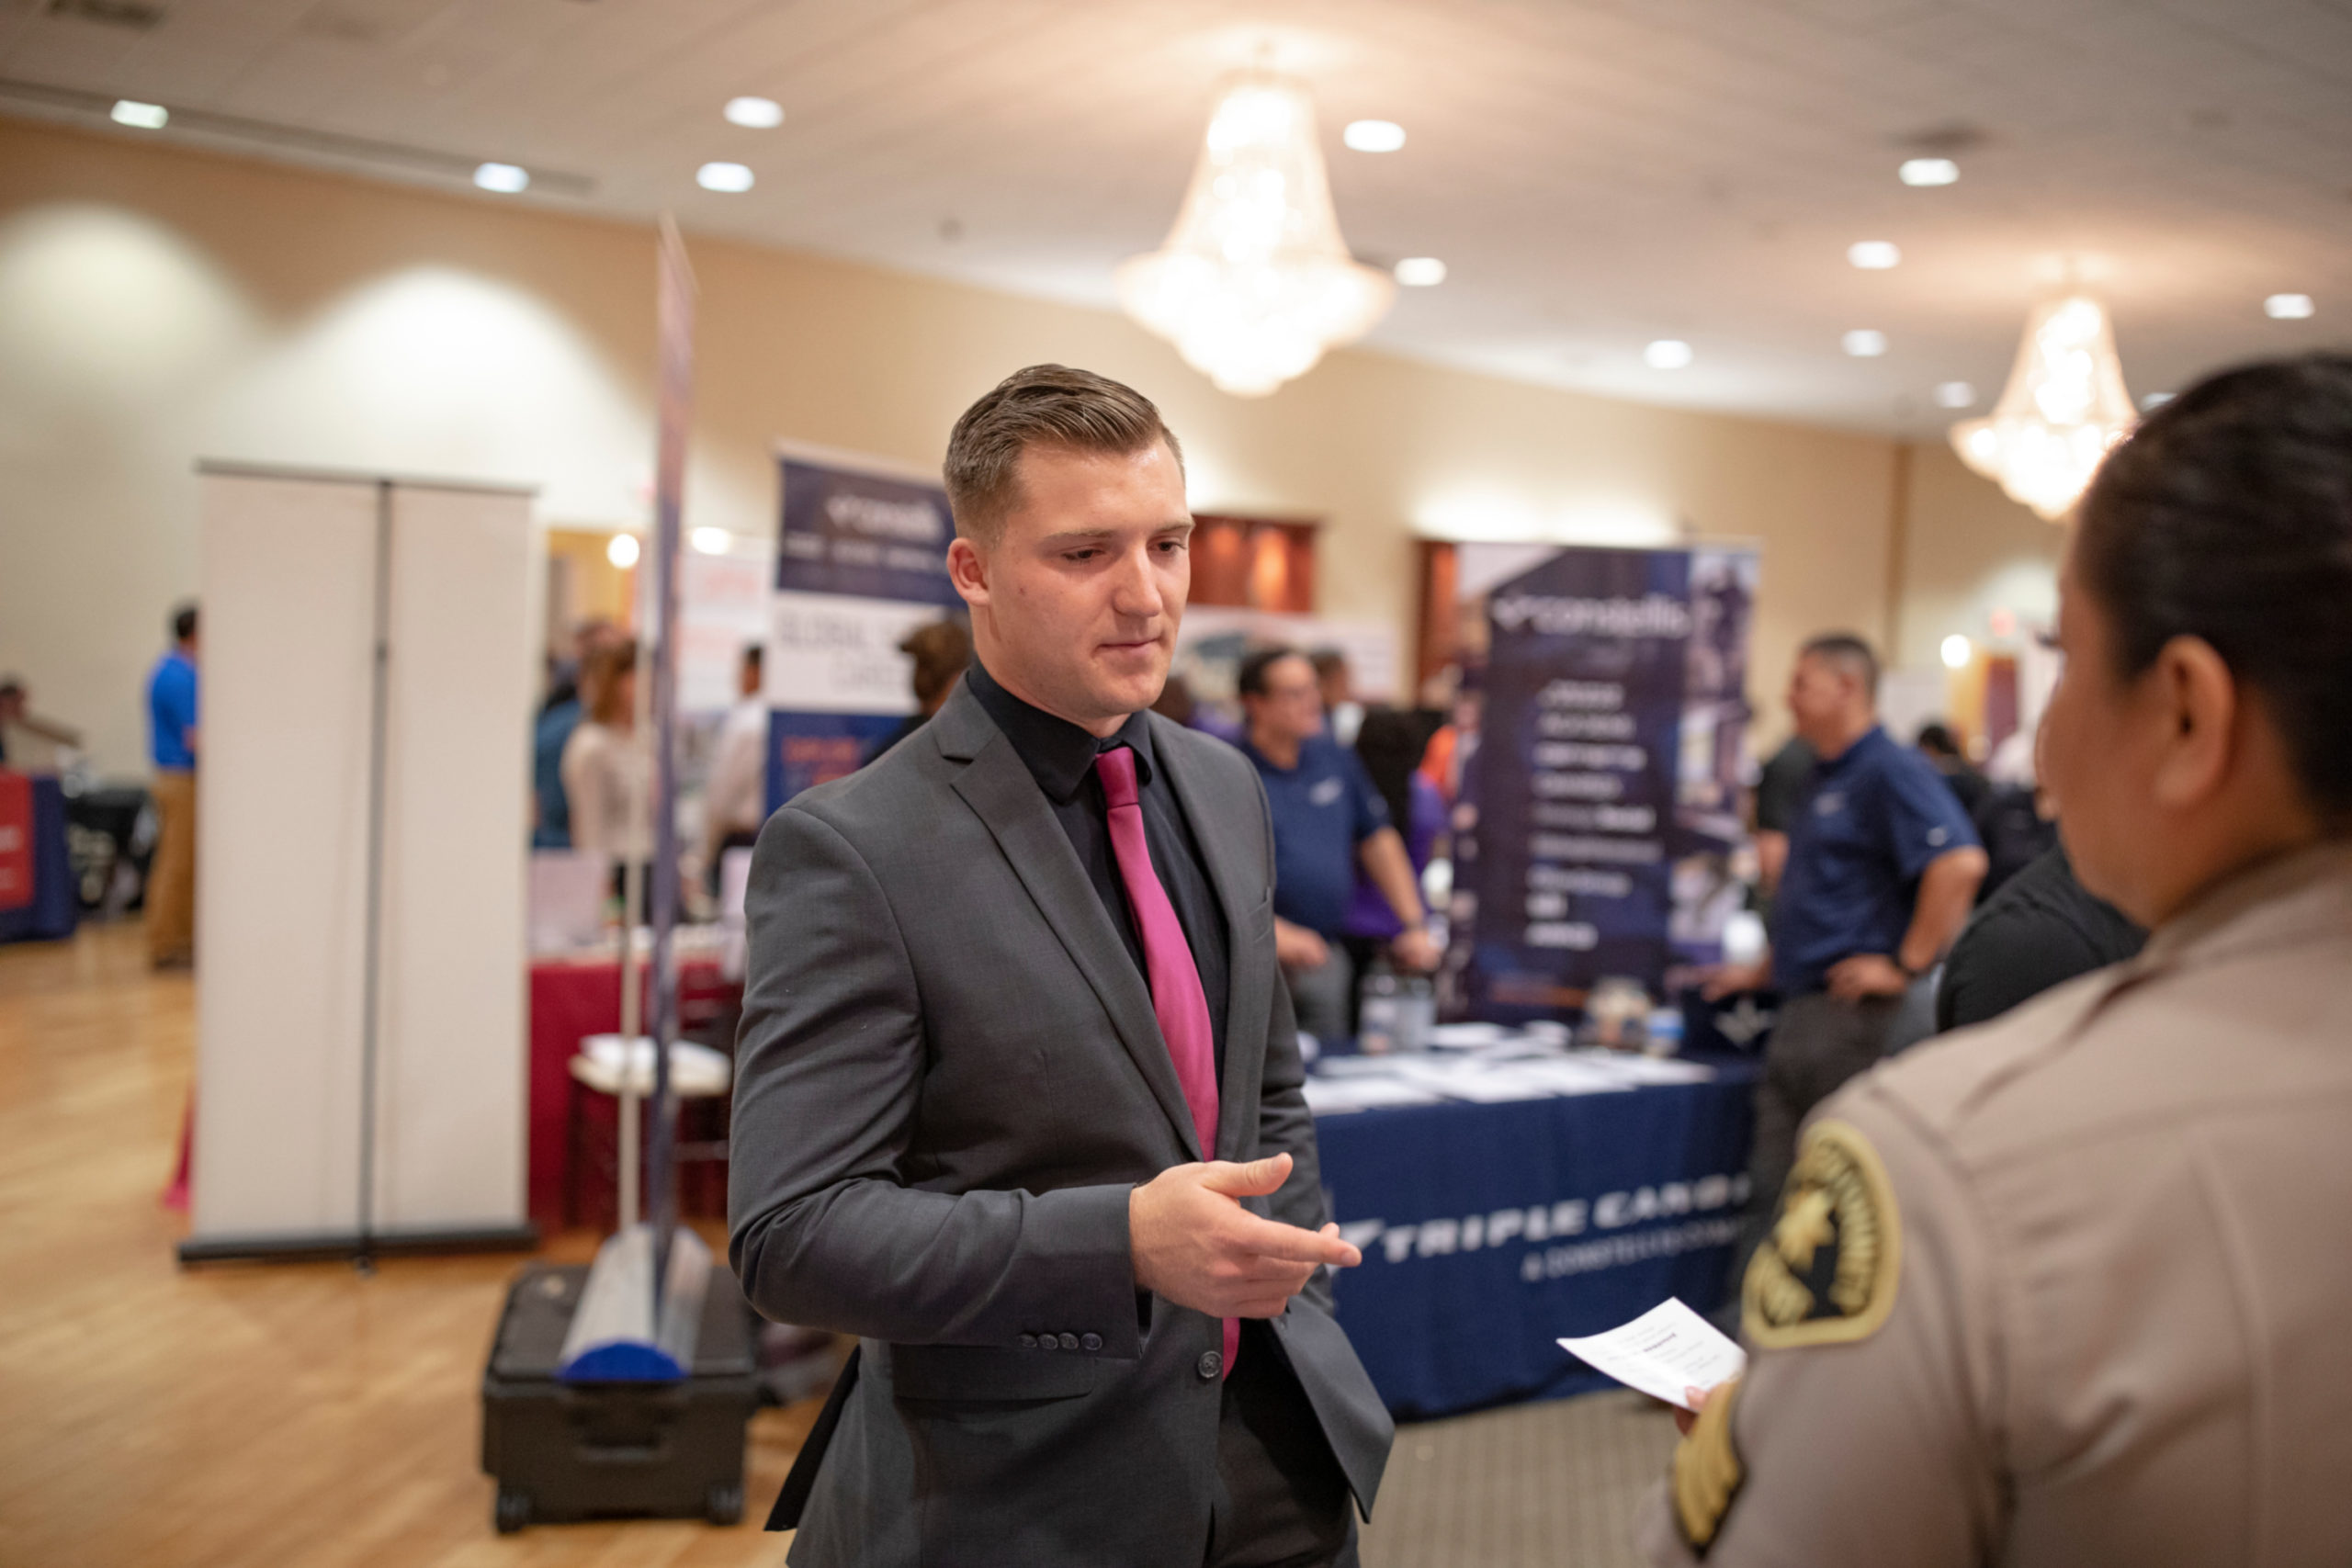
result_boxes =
[1557,1298,1746,1411]
[1299,1077,1445,1113]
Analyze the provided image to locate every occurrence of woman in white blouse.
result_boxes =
[560,637,652,878]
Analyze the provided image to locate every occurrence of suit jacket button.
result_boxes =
[1019,1334,1037,1349]
[1197,1350,1223,1381]
[1080,1333,1102,1352]
[1058,1332,1080,1351]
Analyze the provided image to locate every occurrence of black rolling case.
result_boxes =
[480,1261,757,1532]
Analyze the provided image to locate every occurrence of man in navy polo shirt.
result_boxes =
[1237,648,1438,1041]
[1709,633,1986,1294]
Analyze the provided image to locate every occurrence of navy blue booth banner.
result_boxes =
[1446,544,1758,1021]
[1315,1061,1755,1418]
[763,451,966,811]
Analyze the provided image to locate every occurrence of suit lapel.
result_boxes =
[1152,718,1274,1162]
[938,692,1203,1161]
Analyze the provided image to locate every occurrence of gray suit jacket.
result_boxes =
[729,682,1394,1567]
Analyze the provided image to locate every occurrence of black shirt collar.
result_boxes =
[965,660,1157,803]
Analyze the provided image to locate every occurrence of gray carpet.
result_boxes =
[1358,1390,1678,1568]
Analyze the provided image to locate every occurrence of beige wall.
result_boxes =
[4,114,1962,777]
[1892,437,2066,670]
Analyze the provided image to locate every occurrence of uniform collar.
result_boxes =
[963,660,1156,805]
[1814,724,1888,774]
[1239,732,1316,775]
[2132,838,2352,973]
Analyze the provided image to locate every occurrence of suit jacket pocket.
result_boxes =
[885,1341,1107,1403]
[1270,1301,1396,1517]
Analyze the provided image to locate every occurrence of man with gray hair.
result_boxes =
[731,365,1391,1567]
[1706,633,1985,1303]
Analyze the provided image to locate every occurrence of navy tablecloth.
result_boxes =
[0,776,76,944]
[1315,1057,1756,1419]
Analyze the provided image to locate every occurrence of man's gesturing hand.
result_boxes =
[1130,1153,1363,1319]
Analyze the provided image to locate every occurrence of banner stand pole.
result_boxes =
[353,478,394,1277]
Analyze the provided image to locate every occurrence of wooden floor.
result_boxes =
[0,922,814,1568]
[0,919,1673,1568]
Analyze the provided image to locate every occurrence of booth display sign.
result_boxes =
[0,770,31,912]
[764,451,962,809]
[1446,544,1757,1020]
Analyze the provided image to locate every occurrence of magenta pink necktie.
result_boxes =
[1094,746,1237,1378]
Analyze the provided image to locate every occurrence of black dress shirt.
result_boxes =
[965,661,1232,1076]
[1935,844,2145,1032]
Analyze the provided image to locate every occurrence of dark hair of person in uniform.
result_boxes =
[2074,352,2352,818]
[171,603,198,644]
[1798,632,1879,701]
[1236,645,1303,701]
[1916,722,1962,761]
[940,364,1185,547]
[899,619,972,714]
[1353,707,1439,839]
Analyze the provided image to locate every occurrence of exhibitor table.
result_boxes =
[526,951,741,1228]
[1314,1055,1757,1419]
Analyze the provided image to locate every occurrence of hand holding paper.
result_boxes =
[1557,1297,1745,1412]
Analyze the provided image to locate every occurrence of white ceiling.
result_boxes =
[4,0,2349,434]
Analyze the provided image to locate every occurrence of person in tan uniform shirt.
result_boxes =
[1642,352,2352,1567]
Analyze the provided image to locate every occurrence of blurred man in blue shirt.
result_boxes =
[1708,633,1985,1296]
[1238,647,1437,1041]
[146,603,200,967]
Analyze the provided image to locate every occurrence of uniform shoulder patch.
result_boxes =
[1672,1376,1744,1554]
[1741,1118,1903,1349]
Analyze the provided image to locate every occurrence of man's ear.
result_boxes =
[947,536,989,608]
[2147,634,2238,812]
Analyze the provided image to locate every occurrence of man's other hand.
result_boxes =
[1131,1153,1362,1318]
[1391,927,1442,973]
[1273,918,1329,972]
[1826,953,1910,1000]
[1702,959,1771,1000]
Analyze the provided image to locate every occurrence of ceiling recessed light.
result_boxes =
[110,100,168,130]
[2264,292,2315,320]
[1899,157,1959,186]
[1645,339,1694,370]
[724,96,785,130]
[1848,240,1901,269]
[696,161,754,193]
[1343,118,1406,152]
[690,526,731,556]
[1940,634,1973,671]
[1935,380,1976,408]
[1393,256,1446,287]
[473,162,529,194]
[1843,329,1888,357]
[606,532,641,570]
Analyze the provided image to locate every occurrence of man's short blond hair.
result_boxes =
[942,365,1184,546]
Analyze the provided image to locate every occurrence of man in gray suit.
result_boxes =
[730,365,1395,1566]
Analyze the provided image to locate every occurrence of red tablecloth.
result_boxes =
[527,954,741,1229]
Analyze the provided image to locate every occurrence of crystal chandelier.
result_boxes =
[1117,74,1395,398]
[1950,294,2137,521]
